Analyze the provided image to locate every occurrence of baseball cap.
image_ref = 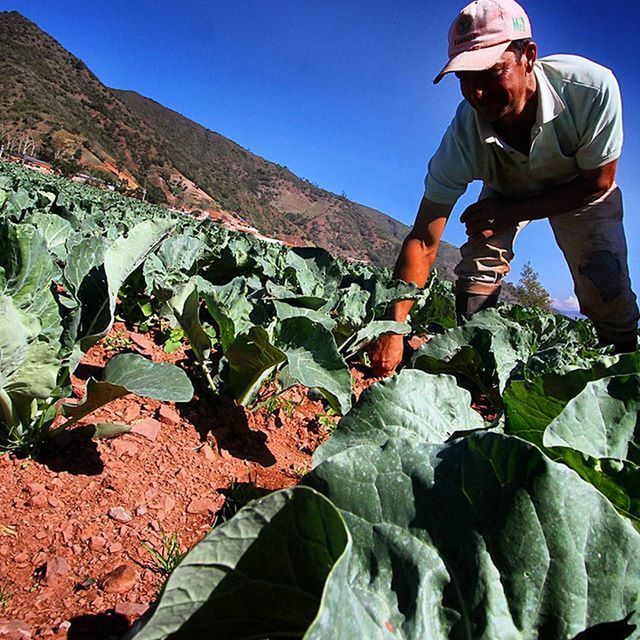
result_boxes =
[433,0,532,84]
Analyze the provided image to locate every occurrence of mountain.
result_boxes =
[0,10,462,275]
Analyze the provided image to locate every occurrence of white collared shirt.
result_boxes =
[424,54,623,203]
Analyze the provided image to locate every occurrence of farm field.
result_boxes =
[1,162,640,639]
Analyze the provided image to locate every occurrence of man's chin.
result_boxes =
[480,105,510,122]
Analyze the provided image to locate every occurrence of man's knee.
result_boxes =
[578,250,622,303]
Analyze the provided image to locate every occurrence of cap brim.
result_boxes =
[433,41,511,84]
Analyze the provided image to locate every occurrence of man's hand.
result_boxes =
[370,333,404,377]
[460,199,518,239]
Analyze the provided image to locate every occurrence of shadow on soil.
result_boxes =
[182,392,277,467]
[67,612,129,640]
[37,425,104,476]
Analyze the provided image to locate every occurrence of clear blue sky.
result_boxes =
[5,0,639,309]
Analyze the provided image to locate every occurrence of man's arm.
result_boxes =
[462,160,618,238]
[370,197,453,375]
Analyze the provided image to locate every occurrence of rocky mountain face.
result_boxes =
[0,10,461,277]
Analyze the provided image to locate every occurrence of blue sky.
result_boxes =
[4,0,640,308]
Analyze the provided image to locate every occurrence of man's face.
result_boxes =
[456,50,529,122]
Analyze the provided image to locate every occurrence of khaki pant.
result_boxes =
[454,185,639,343]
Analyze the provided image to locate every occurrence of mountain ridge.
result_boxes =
[0,10,463,276]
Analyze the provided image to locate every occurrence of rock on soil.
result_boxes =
[100,564,137,594]
[131,418,162,441]
[107,507,132,523]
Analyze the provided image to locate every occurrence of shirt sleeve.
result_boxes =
[424,110,475,204]
[575,70,623,170]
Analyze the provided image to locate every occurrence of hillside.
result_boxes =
[0,10,462,276]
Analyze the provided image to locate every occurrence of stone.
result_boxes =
[0,619,32,639]
[43,556,70,586]
[158,405,181,426]
[201,444,215,462]
[113,440,139,458]
[26,493,48,508]
[114,601,149,619]
[100,564,137,594]
[123,403,141,422]
[14,552,28,564]
[135,504,147,516]
[130,332,155,355]
[108,507,132,523]
[175,468,189,481]
[108,542,123,554]
[60,524,74,544]
[89,536,106,551]
[131,418,161,442]
[163,496,176,514]
[187,496,224,515]
[26,483,46,495]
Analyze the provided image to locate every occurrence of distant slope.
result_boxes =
[0,10,460,277]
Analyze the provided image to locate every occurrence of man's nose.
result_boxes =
[463,78,484,101]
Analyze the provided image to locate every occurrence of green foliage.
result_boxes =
[143,532,186,576]
[513,261,553,311]
[0,584,13,608]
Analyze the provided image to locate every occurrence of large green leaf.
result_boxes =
[285,247,342,298]
[313,369,484,465]
[543,374,640,462]
[144,234,204,298]
[196,276,254,351]
[0,295,38,387]
[62,353,193,421]
[78,219,175,351]
[305,433,640,639]
[561,450,640,523]
[505,352,640,448]
[274,317,352,414]
[29,213,74,261]
[63,235,107,294]
[127,488,350,640]
[168,281,213,365]
[410,278,456,331]
[334,284,371,332]
[0,222,61,344]
[413,311,534,404]
[265,281,329,311]
[225,325,286,406]
[274,300,336,331]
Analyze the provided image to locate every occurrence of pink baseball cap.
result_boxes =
[433,0,532,84]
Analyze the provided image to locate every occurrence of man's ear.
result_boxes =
[525,41,538,72]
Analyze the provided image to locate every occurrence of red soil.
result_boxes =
[0,324,341,640]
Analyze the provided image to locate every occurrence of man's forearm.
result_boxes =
[387,236,439,321]
[511,164,617,223]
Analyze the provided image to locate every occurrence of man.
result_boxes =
[372,0,638,376]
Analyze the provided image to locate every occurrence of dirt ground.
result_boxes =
[0,323,367,640]
[0,322,490,640]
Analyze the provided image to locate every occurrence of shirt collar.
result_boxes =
[475,61,566,144]
[533,62,565,125]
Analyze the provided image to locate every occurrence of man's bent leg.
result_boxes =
[549,186,639,352]
[454,216,527,320]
